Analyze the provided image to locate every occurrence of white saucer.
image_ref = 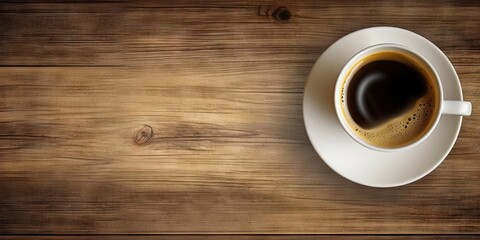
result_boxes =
[303,27,465,188]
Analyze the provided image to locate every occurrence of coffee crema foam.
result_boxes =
[350,94,436,147]
[340,51,439,148]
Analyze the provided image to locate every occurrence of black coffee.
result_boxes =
[341,51,438,148]
[347,60,427,129]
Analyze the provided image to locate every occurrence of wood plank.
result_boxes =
[0,235,479,240]
[1,0,479,234]
[0,1,125,66]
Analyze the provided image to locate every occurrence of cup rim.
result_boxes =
[334,43,444,152]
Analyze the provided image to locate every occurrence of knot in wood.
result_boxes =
[273,7,291,21]
[134,124,153,145]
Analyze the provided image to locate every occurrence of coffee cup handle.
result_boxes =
[442,100,472,116]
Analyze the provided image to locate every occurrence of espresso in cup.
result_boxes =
[340,51,440,148]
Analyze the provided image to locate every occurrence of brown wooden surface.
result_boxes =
[0,0,479,236]
[0,235,479,240]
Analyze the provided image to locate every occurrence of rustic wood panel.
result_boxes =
[0,235,479,240]
[0,0,479,235]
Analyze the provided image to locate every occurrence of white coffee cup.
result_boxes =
[334,43,472,152]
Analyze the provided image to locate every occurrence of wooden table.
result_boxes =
[1,0,479,238]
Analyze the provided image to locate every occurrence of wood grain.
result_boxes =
[0,0,479,235]
[0,235,479,240]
